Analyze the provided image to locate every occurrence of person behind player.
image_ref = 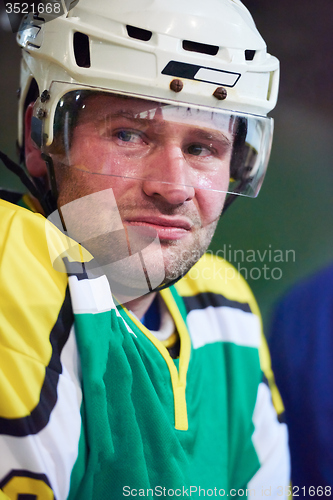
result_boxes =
[270,264,333,495]
[0,0,289,498]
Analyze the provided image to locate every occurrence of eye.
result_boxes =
[186,143,214,157]
[115,129,143,144]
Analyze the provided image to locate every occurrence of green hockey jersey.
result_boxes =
[0,199,289,499]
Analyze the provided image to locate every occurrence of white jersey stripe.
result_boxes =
[68,275,116,314]
[248,382,290,499]
[187,306,261,349]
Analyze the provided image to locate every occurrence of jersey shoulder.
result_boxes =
[0,198,67,293]
[176,252,260,316]
[176,252,284,415]
[0,200,70,421]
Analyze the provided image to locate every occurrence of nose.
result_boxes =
[142,143,195,205]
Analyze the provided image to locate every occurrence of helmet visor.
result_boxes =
[46,88,273,197]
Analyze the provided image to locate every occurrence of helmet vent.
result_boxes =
[73,32,91,68]
[126,25,152,42]
[245,50,256,61]
[183,40,219,56]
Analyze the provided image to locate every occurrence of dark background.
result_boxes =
[214,0,333,327]
[1,1,333,328]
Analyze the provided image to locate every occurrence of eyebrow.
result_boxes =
[99,110,233,146]
[99,110,151,128]
[187,128,232,147]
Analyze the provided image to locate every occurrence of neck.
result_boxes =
[126,292,157,320]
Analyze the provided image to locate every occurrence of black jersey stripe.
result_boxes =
[0,286,74,437]
[182,292,252,314]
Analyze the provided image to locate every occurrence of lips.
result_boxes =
[125,216,192,240]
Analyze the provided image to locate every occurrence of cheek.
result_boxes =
[196,190,227,226]
[55,166,102,207]
[70,139,104,171]
[56,163,136,212]
[192,160,231,194]
[70,134,142,177]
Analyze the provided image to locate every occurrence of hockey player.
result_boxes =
[0,0,289,498]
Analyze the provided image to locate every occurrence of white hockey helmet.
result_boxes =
[17,0,279,198]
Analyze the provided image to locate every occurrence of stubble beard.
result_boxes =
[78,211,219,295]
[55,167,221,295]
[159,220,218,283]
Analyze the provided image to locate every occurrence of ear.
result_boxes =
[25,102,48,178]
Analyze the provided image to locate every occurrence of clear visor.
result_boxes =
[46,89,273,197]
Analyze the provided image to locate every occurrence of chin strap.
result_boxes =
[222,193,238,214]
[153,274,184,291]
[0,150,57,216]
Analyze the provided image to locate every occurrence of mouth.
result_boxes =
[125,216,192,240]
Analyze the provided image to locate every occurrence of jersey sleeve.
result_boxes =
[0,200,82,500]
[218,256,290,497]
[214,256,290,496]
[176,253,290,496]
[247,380,290,498]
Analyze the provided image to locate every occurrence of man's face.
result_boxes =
[54,93,232,294]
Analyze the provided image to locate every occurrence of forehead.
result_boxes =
[77,93,233,133]
[82,94,158,116]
